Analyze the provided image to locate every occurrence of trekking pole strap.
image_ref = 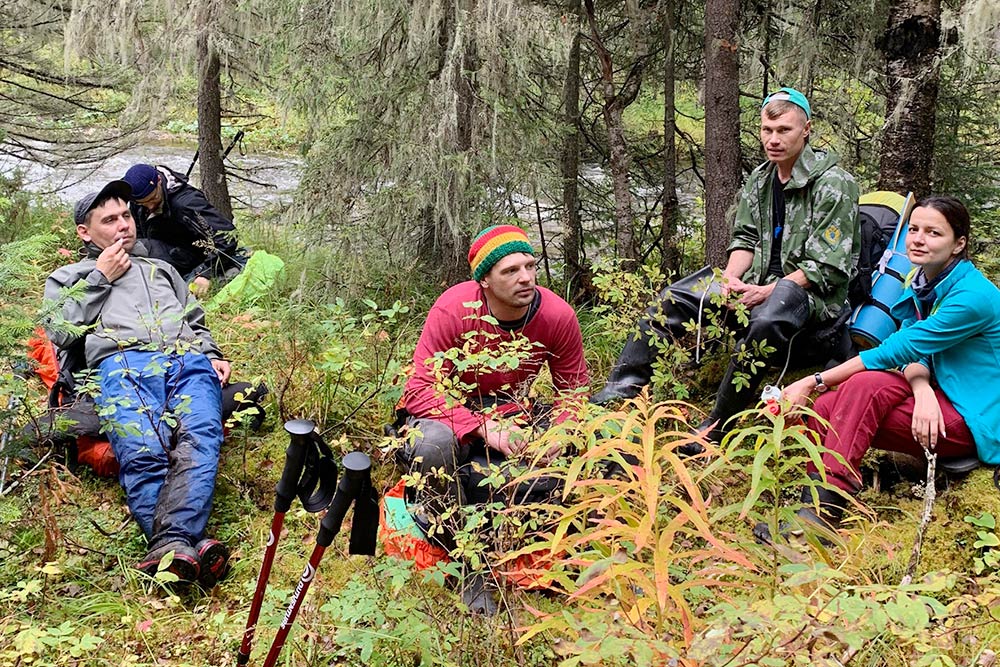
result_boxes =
[276,420,313,512]
[348,481,379,556]
[317,451,371,547]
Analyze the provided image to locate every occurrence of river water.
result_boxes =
[1,142,699,259]
[0,143,302,209]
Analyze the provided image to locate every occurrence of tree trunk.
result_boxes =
[195,6,233,221]
[605,103,636,267]
[760,0,771,99]
[800,0,823,93]
[561,1,585,294]
[877,0,941,197]
[418,0,475,284]
[583,0,638,270]
[703,0,741,268]
[660,0,681,277]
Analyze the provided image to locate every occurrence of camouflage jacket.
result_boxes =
[728,144,860,321]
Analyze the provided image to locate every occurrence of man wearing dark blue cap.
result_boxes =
[593,87,860,449]
[43,180,233,586]
[122,163,246,296]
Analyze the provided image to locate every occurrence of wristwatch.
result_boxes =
[813,372,829,393]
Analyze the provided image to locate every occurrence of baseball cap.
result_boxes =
[761,87,811,119]
[122,164,159,200]
[73,180,132,227]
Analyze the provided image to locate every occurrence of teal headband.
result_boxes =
[761,87,811,119]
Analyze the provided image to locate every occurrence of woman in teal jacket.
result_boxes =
[756,195,1000,542]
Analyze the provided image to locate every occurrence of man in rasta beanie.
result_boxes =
[395,224,589,613]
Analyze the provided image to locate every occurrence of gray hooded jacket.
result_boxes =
[44,241,222,368]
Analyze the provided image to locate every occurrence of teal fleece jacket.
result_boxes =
[859,260,1000,464]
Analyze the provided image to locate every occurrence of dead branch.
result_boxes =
[901,446,937,585]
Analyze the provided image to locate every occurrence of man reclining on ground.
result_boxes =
[43,179,232,587]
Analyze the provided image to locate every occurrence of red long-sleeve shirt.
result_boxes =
[402,281,589,440]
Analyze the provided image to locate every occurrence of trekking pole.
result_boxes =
[237,419,337,666]
[185,130,246,180]
[260,451,375,667]
[0,426,12,495]
[0,388,20,495]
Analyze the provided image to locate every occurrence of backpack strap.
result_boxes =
[854,212,877,304]
[51,338,87,407]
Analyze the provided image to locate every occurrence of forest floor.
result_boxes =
[1,190,999,667]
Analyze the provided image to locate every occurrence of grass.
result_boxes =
[622,84,706,148]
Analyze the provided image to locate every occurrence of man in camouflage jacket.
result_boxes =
[729,141,859,323]
[593,87,860,449]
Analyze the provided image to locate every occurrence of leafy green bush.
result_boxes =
[506,399,1000,667]
[964,512,1000,575]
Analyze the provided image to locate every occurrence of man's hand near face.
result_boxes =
[95,239,132,282]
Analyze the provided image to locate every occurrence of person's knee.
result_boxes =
[115,449,167,493]
[643,267,719,335]
[842,370,910,398]
[401,419,459,474]
[746,281,810,343]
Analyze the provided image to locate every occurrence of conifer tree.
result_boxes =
[275,0,577,283]
[0,1,129,166]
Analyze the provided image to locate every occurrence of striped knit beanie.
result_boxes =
[468,225,534,281]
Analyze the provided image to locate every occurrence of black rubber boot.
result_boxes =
[592,267,720,405]
[677,418,718,458]
[753,476,847,544]
[590,326,660,404]
[701,278,812,445]
[694,353,763,448]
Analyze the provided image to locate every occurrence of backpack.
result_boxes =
[847,192,914,308]
[847,192,916,349]
[27,330,118,477]
[378,478,559,590]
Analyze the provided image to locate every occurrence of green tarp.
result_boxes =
[207,250,285,311]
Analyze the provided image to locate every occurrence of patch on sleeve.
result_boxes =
[823,226,842,245]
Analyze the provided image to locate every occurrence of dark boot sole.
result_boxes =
[137,552,200,583]
[196,540,230,588]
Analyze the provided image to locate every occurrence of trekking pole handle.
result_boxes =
[277,419,315,513]
[317,451,371,547]
[222,129,245,161]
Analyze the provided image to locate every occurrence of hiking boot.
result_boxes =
[461,571,499,616]
[753,480,847,545]
[137,540,200,583]
[195,538,230,588]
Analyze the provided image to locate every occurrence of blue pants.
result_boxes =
[96,350,223,547]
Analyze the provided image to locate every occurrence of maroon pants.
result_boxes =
[807,370,977,493]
